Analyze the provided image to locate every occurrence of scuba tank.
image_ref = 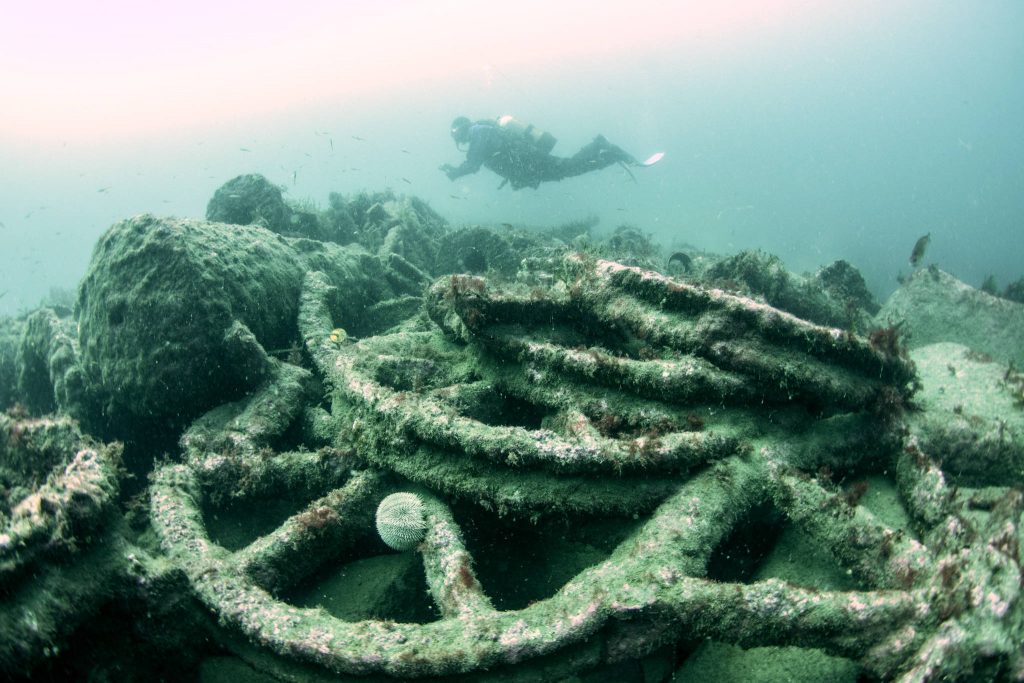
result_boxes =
[497,115,557,154]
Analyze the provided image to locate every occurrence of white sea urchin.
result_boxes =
[375,492,426,551]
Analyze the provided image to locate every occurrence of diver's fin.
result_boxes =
[618,150,663,181]
[640,152,665,167]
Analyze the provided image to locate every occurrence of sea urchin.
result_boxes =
[375,492,426,551]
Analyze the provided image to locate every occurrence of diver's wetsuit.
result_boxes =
[446,122,505,179]
[447,121,635,190]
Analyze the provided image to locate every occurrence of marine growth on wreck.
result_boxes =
[0,177,1022,682]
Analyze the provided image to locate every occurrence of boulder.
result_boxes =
[906,342,1024,486]
[877,267,1024,367]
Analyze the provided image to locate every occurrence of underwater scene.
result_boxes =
[1,2,1023,681]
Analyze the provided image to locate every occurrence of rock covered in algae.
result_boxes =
[814,258,879,315]
[703,249,877,330]
[597,224,663,270]
[16,308,89,421]
[205,173,291,235]
[434,226,521,276]
[205,175,454,259]
[877,266,1024,366]
[0,316,24,411]
[329,189,449,273]
[76,214,305,430]
[1003,276,1024,304]
[75,213,423,438]
[907,342,1024,486]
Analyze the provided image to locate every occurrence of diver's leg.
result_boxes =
[554,137,637,179]
[591,136,638,165]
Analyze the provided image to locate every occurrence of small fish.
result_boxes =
[0,291,7,300]
[351,135,366,141]
[449,194,461,200]
[400,149,410,154]
[0,220,6,229]
[239,147,251,152]
[97,187,110,193]
[292,170,297,184]
[228,194,242,199]
[909,233,931,266]
[329,138,334,151]
[401,177,411,184]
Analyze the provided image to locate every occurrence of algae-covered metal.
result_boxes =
[147,255,1024,680]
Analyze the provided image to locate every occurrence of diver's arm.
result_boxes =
[441,125,495,180]
[441,155,483,180]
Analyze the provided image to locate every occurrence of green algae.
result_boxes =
[908,342,1024,486]
[3,193,1023,681]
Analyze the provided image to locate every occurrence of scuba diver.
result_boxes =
[440,115,663,190]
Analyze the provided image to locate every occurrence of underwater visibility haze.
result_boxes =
[1,1,1022,311]
[1,1,1024,681]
